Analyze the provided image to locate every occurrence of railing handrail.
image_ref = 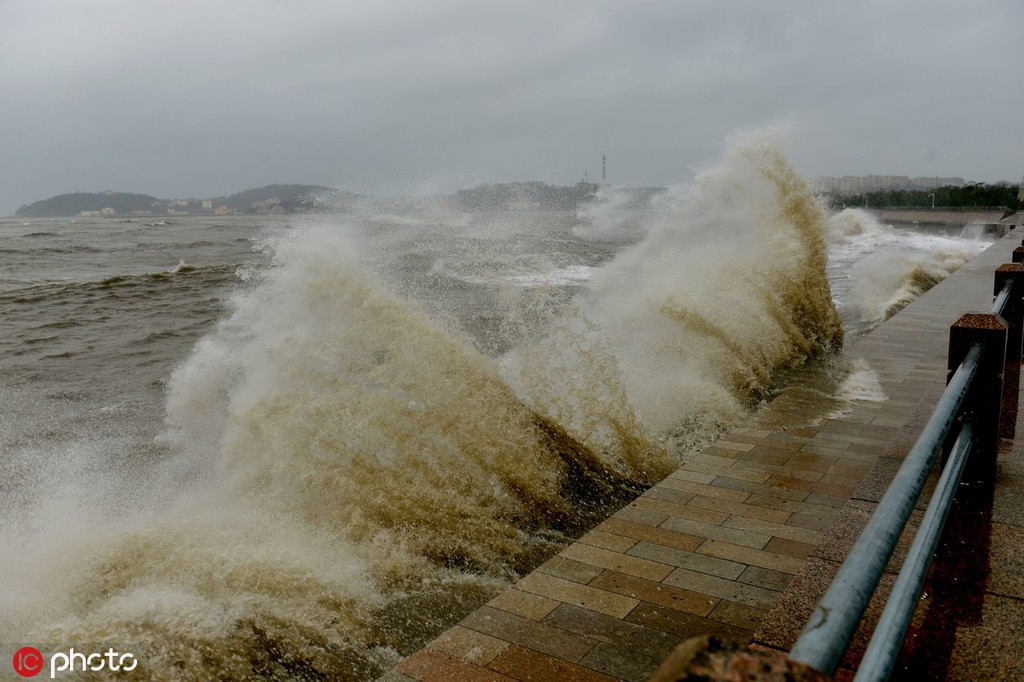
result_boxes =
[787,343,983,674]
[785,250,1023,679]
[852,421,975,681]
[658,252,1023,681]
[993,278,1013,315]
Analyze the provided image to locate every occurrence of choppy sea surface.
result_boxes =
[0,146,991,680]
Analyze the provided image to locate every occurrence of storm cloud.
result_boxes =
[2,0,1022,214]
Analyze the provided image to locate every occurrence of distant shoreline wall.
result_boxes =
[871,208,1018,236]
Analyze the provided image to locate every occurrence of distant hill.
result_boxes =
[15,184,358,217]
[214,184,341,212]
[16,192,161,217]
[16,181,656,217]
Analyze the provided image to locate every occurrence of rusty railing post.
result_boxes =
[994,264,1024,361]
[948,313,1006,482]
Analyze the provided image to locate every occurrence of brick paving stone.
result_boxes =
[542,603,680,658]
[488,589,560,621]
[626,540,747,579]
[722,516,824,545]
[658,516,769,549]
[578,529,637,553]
[395,650,515,682]
[611,503,667,527]
[799,443,857,457]
[871,416,908,428]
[641,484,696,505]
[634,496,730,525]
[460,607,595,663]
[788,511,835,532]
[736,447,792,467]
[656,478,752,502]
[625,600,753,643]
[560,542,673,581]
[708,600,767,631]
[689,452,738,468]
[766,468,826,484]
[764,536,816,560]
[711,475,811,501]
[487,646,618,682]
[696,539,806,574]
[630,496,704,520]
[685,494,793,523]
[598,517,703,552]
[678,459,734,476]
[588,569,718,616]
[816,420,864,436]
[713,439,757,452]
[708,467,773,484]
[804,492,848,508]
[727,459,794,477]
[827,461,874,477]
[537,556,604,584]
[743,494,842,519]
[664,567,781,608]
[737,565,794,592]
[517,572,639,619]
[429,626,510,666]
[579,641,672,682]
[738,434,805,449]
[785,453,839,471]
[665,468,717,484]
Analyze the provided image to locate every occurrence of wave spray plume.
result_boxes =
[0,136,843,679]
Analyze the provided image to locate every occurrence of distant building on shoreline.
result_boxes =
[816,175,966,196]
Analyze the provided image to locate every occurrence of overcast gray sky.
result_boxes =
[2,0,1022,214]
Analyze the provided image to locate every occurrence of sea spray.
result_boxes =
[2,227,664,679]
[163,228,661,569]
[827,208,988,328]
[573,185,654,242]
[1,138,846,680]
[517,139,844,449]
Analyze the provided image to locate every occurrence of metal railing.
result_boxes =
[786,252,1024,681]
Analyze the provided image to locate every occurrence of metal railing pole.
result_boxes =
[852,423,975,682]
[991,280,1012,316]
[994,266,1024,363]
[788,345,982,675]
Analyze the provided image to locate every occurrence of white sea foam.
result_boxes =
[827,208,989,328]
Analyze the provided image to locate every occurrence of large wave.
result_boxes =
[0,138,843,679]
[827,208,988,327]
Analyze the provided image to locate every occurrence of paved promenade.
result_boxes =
[390,231,1024,681]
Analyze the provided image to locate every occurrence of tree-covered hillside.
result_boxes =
[16,192,161,217]
[830,182,1020,211]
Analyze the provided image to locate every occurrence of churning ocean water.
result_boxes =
[0,141,990,680]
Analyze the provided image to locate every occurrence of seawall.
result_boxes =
[872,208,1018,236]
